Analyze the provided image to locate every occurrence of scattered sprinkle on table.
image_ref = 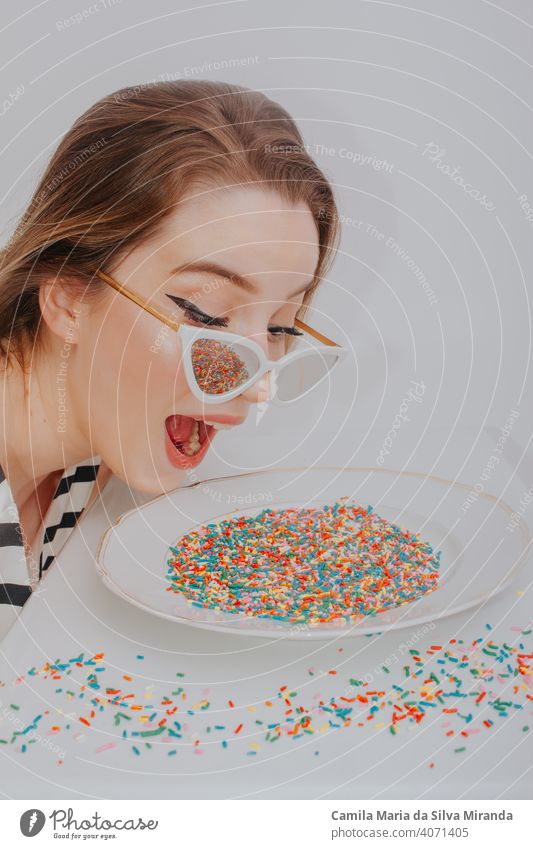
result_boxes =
[0,627,530,766]
[165,499,441,623]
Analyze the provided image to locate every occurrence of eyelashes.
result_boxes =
[165,294,229,327]
[165,293,304,336]
[268,325,304,337]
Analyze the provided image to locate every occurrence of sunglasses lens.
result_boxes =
[275,350,340,402]
[191,338,260,395]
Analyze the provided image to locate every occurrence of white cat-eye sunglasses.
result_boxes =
[95,269,347,405]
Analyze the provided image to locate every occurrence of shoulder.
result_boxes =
[0,460,20,529]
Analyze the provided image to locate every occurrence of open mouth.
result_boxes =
[164,414,215,466]
[164,413,245,469]
[167,415,211,456]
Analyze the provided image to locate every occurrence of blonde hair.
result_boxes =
[0,79,340,368]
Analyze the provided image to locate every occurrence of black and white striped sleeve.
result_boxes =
[0,466,32,642]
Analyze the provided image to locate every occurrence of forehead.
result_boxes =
[155,185,320,290]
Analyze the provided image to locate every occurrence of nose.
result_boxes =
[240,371,273,405]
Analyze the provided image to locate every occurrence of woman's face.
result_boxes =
[72,186,320,493]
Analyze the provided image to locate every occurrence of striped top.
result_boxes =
[0,457,102,642]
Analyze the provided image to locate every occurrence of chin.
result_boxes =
[102,416,220,495]
[105,460,188,496]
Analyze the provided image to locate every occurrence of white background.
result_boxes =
[1,0,532,480]
[0,0,532,805]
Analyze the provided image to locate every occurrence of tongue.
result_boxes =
[165,415,195,444]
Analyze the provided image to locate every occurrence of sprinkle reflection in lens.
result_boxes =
[191,338,250,394]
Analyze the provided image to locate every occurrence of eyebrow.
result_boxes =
[168,261,314,299]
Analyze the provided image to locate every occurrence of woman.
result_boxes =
[0,79,341,641]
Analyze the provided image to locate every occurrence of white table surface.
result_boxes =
[0,430,532,800]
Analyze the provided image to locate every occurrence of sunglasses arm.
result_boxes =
[95,269,182,332]
[294,318,339,347]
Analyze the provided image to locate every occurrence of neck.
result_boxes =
[0,342,94,509]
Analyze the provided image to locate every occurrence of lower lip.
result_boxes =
[164,421,216,469]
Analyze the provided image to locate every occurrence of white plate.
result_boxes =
[95,466,531,639]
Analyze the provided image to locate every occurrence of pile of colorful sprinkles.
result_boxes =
[191,338,249,394]
[0,627,530,764]
[165,499,441,623]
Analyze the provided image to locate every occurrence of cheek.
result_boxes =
[86,314,189,434]
[119,323,189,418]
[144,327,189,405]
[78,308,197,492]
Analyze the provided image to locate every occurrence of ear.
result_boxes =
[38,278,86,345]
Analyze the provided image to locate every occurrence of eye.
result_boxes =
[165,294,228,328]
